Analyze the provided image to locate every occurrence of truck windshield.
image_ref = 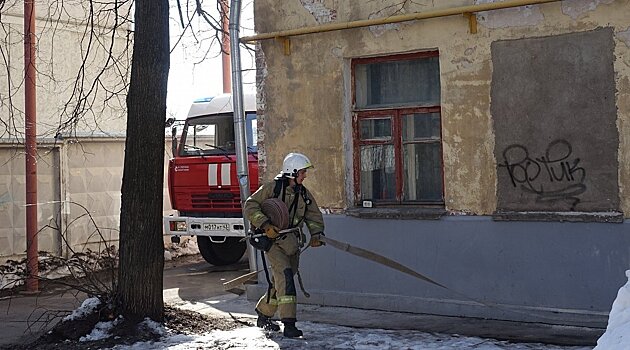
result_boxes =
[180,112,257,156]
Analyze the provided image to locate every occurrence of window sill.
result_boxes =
[492,211,625,223]
[346,207,446,220]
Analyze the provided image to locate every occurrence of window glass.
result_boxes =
[360,144,396,200]
[246,112,258,151]
[403,143,443,201]
[402,113,440,140]
[181,115,234,156]
[360,118,392,140]
[355,56,440,109]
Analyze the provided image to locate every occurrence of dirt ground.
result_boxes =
[1,304,246,350]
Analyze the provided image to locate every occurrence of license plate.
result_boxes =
[204,223,229,231]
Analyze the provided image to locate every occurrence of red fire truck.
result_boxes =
[164,93,258,265]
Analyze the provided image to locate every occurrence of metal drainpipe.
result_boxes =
[240,0,562,43]
[229,0,257,272]
[220,0,231,94]
[24,0,39,293]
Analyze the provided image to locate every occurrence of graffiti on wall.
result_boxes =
[499,139,586,210]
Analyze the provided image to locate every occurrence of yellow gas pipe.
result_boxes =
[241,0,562,49]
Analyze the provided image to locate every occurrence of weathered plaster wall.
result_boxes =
[255,0,630,216]
[256,32,346,208]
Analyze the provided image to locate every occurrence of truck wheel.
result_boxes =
[197,236,246,266]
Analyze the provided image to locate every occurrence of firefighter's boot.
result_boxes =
[283,321,303,338]
[256,310,280,332]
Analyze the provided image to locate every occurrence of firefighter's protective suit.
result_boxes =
[244,154,325,337]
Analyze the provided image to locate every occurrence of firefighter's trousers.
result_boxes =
[256,231,300,322]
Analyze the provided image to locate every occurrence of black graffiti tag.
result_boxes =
[499,140,586,210]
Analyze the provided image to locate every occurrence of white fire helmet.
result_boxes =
[281,152,313,178]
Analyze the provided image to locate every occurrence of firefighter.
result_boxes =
[244,152,325,338]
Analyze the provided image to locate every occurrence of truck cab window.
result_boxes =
[181,115,235,156]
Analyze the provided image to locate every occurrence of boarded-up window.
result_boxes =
[491,28,619,213]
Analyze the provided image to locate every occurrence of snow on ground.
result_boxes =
[63,297,101,321]
[164,239,200,261]
[0,272,22,290]
[80,316,123,342]
[594,270,630,350]
[109,321,591,350]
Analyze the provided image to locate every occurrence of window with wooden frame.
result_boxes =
[352,51,444,206]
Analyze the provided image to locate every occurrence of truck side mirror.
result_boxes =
[171,126,178,155]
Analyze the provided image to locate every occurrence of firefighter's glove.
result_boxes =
[261,222,280,239]
[309,233,326,247]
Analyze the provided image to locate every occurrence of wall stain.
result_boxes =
[561,0,616,20]
[475,0,543,29]
[616,27,630,48]
[299,0,337,24]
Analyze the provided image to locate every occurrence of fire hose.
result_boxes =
[223,233,448,292]
[318,236,448,289]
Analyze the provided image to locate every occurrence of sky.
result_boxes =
[166,0,256,121]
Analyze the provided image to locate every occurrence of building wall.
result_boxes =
[0,138,176,264]
[0,2,179,264]
[0,144,61,259]
[252,0,630,326]
[0,1,131,139]
[251,215,627,327]
[254,0,630,216]
[0,1,129,264]
[0,139,127,262]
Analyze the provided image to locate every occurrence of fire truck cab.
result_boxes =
[164,93,258,265]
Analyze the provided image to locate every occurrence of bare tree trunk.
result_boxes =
[117,0,170,322]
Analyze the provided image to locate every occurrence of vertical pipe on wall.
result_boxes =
[59,140,70,259]
[24,0,39,293]
[220,0,231,94]
[229,0,256,272]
